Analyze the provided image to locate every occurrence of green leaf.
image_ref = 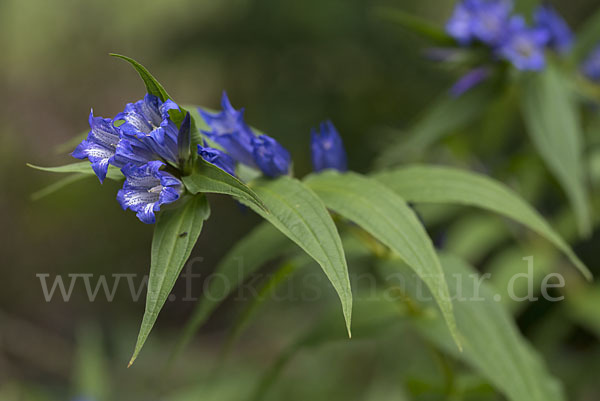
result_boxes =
[110,53,170,102]
[378,254,566,401]
[249,292,404,401]
[169,222,296,365]
[110,53,194,134]
[224,259,301,354]
[572,7,600,63]
[27,162,124,181]
[305,171,461,350]
[182,158,267,212]
[241,176,353,336]
[372,7,454,45]
[567,284,600,337]
[375,165,592,280]
[375,84,492,168]
[520,64,591,236]
[129,194,211,366]
[31,174,89,201]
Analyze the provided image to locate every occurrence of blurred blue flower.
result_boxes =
[115,94,181,165]
[534,4,572,54]
[198,142,236,176]
[446,0,512,46]
[199,92,257,168]
[251,135,291,177]
[450,67,491,97]
[581,45,600,82]
[310,120,348,172]
[496,16,549,71]
[117,161,182,224]
[72,111,121,183]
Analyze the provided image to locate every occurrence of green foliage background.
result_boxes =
[1,0,599,400]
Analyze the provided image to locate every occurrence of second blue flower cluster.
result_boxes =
[446,0,572,72]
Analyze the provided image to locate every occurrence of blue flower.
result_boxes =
[496,16,549,71]
[115,94,181,165]
[310,120,348,172]
[199,92,257,168]
[450,67,491,97]
[251,135,291,178]
[534,4,572,54]
[117,161,182,224]
[72,110,121,183]
[198,142,236,176]
[446,0,512,46]
[581,45,600,82]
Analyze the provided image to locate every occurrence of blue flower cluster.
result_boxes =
[198,92,292,178]
[445,1,572,95]
[73,95,188,224]
[74,90,348,223]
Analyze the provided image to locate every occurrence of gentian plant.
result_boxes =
[29,50,594,401]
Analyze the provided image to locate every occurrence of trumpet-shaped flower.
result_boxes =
[446,0,512,46]
[496,16,549,71]
[72,111,121,183]
[115,94,181,165]
[251,135,291,177]
[534,4,572,54]
[197,143,236,176]
[199,92,257,168]
[117,161,182,224]
[310,120,348,172]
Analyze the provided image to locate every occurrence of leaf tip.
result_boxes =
[127,355,137,368]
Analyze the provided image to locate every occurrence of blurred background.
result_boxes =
[2,0,600,400]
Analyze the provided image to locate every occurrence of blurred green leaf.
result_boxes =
[182,158,267,212]
[31,174,89,201]
[242,176,353,337]
[375,165,592,280]
[73,325,110,401]
[445,213,509,264]
[170,222,296,364]
[375,84,492,167]
[572,7,600,63]
[27,162,124,180]
[372,7,454,45]
[224,259,301,353]
[305,171,461,351]
[567,284,600,337]
[249,294,404,401]
[129,194,210,366]
[378,253,566,401]
[520,64,591,236]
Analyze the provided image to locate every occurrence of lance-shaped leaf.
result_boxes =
[378,254,566,401]
[520,64,591,236]
[31,174,89,201]
[110,53,193,130]
[28,162,124,181]
[129,194,211,366]
[375,165,592,280]
[305,171,461,350]
[182,158,266,212]
[110,53,170,102]
[241,177,353,336]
